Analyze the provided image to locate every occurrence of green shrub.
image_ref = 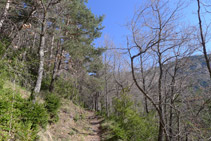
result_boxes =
[0,86,48,140]
[103,92,158,141]
[18,101,49,129]
[15,122,39,141]
[44,93,61,123]
[41,74,51,91]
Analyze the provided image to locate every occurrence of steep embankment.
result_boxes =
[39,99,103,141]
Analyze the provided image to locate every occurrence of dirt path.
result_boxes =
[86,113,103,141]
[38,101,104,141]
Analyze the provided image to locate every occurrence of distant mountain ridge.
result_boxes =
[183,54,211,88]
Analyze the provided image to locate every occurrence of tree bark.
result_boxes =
[197,0,211,80]
[140,55,149,113]
[169,59,178,140]
[49,35,55,63]
[104,53,110,116]
[177,112,180,141]
[49,41,62,92]
[0,0,11,30]
[32,10,47,100]
[158,54,164,141]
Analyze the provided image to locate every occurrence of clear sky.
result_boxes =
[87,0,211,52]
[86,0,142,47]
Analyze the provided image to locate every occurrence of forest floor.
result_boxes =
[85,112,103,141]
[39,99,104,141]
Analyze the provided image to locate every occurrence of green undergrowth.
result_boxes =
[100,92,158,141]
[44,93,61,123]
[0,76,61,140]
[0,86,48,140]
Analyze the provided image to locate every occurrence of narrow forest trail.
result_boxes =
[86,112,103,141]
[39,100,104,141]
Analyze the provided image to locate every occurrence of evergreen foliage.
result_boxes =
[44,93,61,123]
[0,83,48,140]
[101,92,158,141]
[1,0,210,140]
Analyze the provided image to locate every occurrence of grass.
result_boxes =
[3,80,31,99]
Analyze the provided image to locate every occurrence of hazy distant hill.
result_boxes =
[183,54,211,89]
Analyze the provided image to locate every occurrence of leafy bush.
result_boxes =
[45,93,61,123]
[102,92,158,141]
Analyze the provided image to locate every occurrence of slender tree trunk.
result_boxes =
[0,0,11,30]
[49,59,62,92]
[106,86,109,116]
[95,92,99,111]
[197,0,211,79]
[104,54,110,116]
[169,102,173,140]
[49,35,55,65]
[158,52,164,141]
[177,112,180,141]
[169,66,177,140]
[32,10,47,100]
[186,133,188,141]
[31,33,37,54]
[130,51,168,141]
[49,42,62,92]
[140,55,149,113]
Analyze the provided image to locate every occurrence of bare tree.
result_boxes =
[196,0,211,79]
[127,0,192,140]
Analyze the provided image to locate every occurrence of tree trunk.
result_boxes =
[94,92,99,111]
[106,88,109,116]
[197,0,211,79]
[140,55,149,113]
[32,11,47,100]
[158,54,164,141]
[104,54,110,116]
[49,59,62,92]
[177,112,180,141]
[169,103,173,140]
[49,35,55,66]
[49,42,62,92]
[0,0,11,30]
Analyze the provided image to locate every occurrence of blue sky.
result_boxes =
[86,0,142,47]
[87,0,211,52]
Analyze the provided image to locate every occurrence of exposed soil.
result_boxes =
[86,113,103,141]
[38,100,103,141]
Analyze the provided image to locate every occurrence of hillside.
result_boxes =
[1,0,211,140]
[2,81,103,141]
[39,100,103,141]
[184,54,211,88]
